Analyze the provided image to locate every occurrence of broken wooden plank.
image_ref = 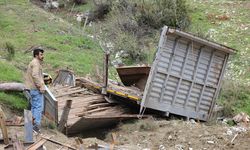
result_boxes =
[58,100,72,132]
[83,114,149,119]
[0,106,9,145]
[5,122,24,126]
[53,87,81,96]
[24,109,33,142]
[76,78,102,93]
[102,52,109,95]
[41,136,77,150]
[4,142,34,150]
[26,138,48,150]
[86,103,111,110]
[13,139,25,150]
[77,107,111,117]
[56,89,86,98]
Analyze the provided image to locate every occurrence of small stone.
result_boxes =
[226,130,233,136]
[159,145,166,150]
[207,141,215,144]
[190,119,196,124]
[189,148,193,150]
[175,144,184,150]
[168,135,173,140]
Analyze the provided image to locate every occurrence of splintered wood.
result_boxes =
[76,77,143,101]
[51,85,135,134]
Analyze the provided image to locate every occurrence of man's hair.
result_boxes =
[33,48,44,57]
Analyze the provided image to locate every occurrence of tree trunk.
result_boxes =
[0,83,25,91]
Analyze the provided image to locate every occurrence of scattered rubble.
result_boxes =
[44,0,59,9]
[233,112,250,125]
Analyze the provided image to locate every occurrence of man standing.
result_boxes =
[25,48,45,133]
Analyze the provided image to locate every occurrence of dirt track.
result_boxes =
[104,118,250,150]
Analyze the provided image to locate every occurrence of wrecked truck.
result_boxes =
[80,26,235,121]
[137,26,235,121]
[44,26,236,134]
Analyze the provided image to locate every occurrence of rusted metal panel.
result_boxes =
[116,66,150,90]
[140,26,234,121]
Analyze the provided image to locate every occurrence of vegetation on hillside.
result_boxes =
[0,0,103,110]
[186,0,250,115]
[0,0,249,115]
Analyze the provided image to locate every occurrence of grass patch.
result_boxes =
[188,0,250,115]
[0,0,103,112]
[0,0,103,76]
[218,81,250,116]
[0,91,28,111]
[187,0,250,82]
[0,60,26,112]
[0,60,23,82]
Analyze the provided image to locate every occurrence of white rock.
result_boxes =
[51,1,59,8]
[76,15,82,22]
[207,141,215,144]
[190,119,196,124]
[226,130,233,136]
[106,42,114,48]
[230,126,247,133]
[159,145,166,150]
[175,144,184,150]
[112,58,123,67]
[168,135,172,140]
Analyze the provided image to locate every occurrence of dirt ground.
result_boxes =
[1,117,249,150]
[103,118,250,150]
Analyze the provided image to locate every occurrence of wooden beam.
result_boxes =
[86,103,111,110]
[26,138,47,150]
[0,106,9,145]
[41,136,77,150]
[24,109,33,142]
[102,52,109,95]
[13,139,25,150]
[58,100,72,132]
[77,107,110,117]
[55,89,86,98]
[83,114,151,119]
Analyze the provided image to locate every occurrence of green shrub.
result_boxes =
[218,81,250,116]
[136,0,190,29]
[5,42,15,61]
[93,0,190,65]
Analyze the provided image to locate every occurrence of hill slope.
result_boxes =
[0,0,103,110]
[0,0,249,114]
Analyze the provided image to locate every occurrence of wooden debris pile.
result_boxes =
[51,84,139,135]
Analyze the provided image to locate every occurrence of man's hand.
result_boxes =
[39,86,46,94]
[40,89,45,94]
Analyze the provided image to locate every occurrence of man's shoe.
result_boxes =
[33,125,41,134]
